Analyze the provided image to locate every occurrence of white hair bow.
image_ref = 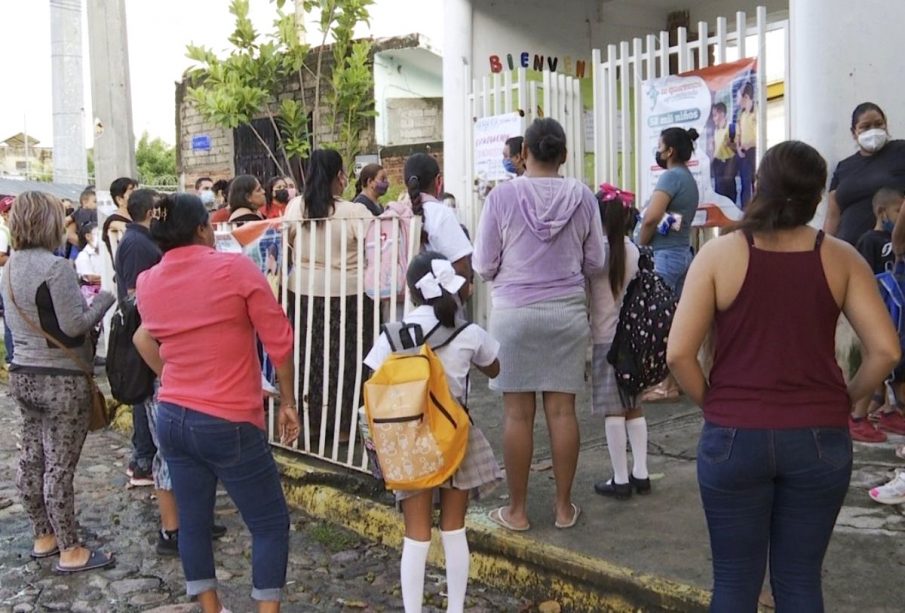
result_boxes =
[415,260,466,300]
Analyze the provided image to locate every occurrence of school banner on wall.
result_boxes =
[473,112,523,182]
[640,58,758,226]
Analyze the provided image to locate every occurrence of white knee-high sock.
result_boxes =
[627,416,649,479]
[441,528,470,613]
[401,537,431,612]
[604,416,629,484]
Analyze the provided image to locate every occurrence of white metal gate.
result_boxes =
[591,5,788,203]
[463,67,585,326]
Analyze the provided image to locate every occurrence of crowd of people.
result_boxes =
[1,100,904,612]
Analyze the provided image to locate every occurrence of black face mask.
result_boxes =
[274,189,290,205]
[655,150,669,170]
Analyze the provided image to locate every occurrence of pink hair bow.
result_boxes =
[599,183,635,208]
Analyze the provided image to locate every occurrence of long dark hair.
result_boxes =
[736,140,827,234]
[355,164,383,195]
[404,153,440,217]
[228,175,259,213]
[406,251,458,328]
[152,193,209,252]
[596,191,631,296]
[661,127,699,162]
[304,149,344,219]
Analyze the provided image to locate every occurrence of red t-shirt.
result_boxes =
[210,207,231,224]
[136,245,293,429]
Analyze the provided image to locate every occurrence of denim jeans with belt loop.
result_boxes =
[697,422,852,613]
[156,402,289,602]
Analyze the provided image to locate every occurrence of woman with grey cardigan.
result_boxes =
[1,191,115,573]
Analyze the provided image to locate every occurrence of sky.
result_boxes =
[0,0,443,147]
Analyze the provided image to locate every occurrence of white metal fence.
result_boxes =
[591,5,785,202]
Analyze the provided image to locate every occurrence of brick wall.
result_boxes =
[386,98,443,146]
[379,143,444,196]
[175,82,235,188]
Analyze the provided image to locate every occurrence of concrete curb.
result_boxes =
[274,450,711,612]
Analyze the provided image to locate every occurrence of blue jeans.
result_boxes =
[653,246,694,296]
[697,423,852,613]
[156,403,289,601]
[131,401,157,472]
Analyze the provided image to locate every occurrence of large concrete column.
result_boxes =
[790,0,905,198]
[86,0,136,190]
[442,0,472,218]
[50,0,88,186]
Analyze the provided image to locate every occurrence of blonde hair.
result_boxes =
[9,191,65,251]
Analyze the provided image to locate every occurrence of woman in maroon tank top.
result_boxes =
[666,141,900,613]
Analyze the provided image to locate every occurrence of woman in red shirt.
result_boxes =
[667,141,900,612]
[133,193,300,613]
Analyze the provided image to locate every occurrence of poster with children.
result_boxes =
[640,58,758,225]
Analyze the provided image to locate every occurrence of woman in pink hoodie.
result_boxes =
[474,118,607,531]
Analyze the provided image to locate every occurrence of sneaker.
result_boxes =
[849,416,887,443]
[593,478,632,500]
[869,472,905,505]
[129,466,154,488]
[876,410,905,436]
[156,530,179,556]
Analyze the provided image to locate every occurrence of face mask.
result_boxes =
[286,187,297,200]
[503,158,517,174]
[883,218,896,233]
[375,180,389,196]
[858,128,888,153]
[274,189,290,205]
[655,150,668,170]
[200,190,215,206]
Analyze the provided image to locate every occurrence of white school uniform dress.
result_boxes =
[588,236,640,414]
[364,305,503,502]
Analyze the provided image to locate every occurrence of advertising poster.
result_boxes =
[473,112,524,182]
[640,58,758,225]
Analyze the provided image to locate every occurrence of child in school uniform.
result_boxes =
[589,184,651,499]
[364,251,503,613]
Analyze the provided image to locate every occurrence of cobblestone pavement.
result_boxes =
[0,392,526,613]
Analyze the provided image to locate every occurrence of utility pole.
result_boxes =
[50,0,88,186]
[86,0,136,191]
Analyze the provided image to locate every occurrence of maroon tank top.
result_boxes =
[703,230,850,429]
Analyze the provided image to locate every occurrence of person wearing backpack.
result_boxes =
[589,184,650,499]
[667,141,900,612]
[364,251,502,613]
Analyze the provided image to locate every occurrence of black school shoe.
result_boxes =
[593,478,632,500]
[630,474,652,495]
[156,525,228,556]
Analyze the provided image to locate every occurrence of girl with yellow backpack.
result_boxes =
[364,251,502,613]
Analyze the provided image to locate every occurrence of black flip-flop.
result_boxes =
[30,547,60,560]
[54,550,114,574]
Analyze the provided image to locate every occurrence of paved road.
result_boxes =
[0,392,525,613]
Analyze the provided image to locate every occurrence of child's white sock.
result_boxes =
[441,528,469,613]
[627,416,649,479]
[604,416,629,484]
[401,537,431,612]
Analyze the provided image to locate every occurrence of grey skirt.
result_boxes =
[489,292,589,394]
[591,343,638,415]
[395,425,504,505]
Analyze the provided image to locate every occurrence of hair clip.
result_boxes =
[598,183,636,207]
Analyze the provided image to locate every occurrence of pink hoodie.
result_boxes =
[473,176,606,309]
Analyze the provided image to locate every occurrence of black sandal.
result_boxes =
[54,550,115,574]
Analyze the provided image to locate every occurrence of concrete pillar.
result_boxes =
[86,0,136,191]
[790,0,905,192]
[50,0,88,186]
[442,0,472,213]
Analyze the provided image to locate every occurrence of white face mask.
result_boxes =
[858,128,889,153]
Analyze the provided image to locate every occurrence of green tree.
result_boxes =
[135,132,177,183]
[185,0,374,182]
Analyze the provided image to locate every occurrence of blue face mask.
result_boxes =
[883,219,896,233]
[503,158,517,174]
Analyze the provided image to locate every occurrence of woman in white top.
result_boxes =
[588,185,649,500]
[364,251,502,613]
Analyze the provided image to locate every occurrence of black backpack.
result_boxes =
[106,298,155,404]
[607,247,678,399]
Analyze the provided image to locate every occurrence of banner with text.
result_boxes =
[473,112,524,182]
[640,58,758,226]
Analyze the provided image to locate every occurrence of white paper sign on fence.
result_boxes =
[473,112,523,182]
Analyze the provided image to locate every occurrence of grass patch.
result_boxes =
[306,521,360,553]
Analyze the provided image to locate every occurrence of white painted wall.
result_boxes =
[374,49,443,146]
[685,0,788,28]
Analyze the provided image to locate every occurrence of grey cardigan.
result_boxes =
[1,249,114,374]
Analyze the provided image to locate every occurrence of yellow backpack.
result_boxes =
[364,322,471,490]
